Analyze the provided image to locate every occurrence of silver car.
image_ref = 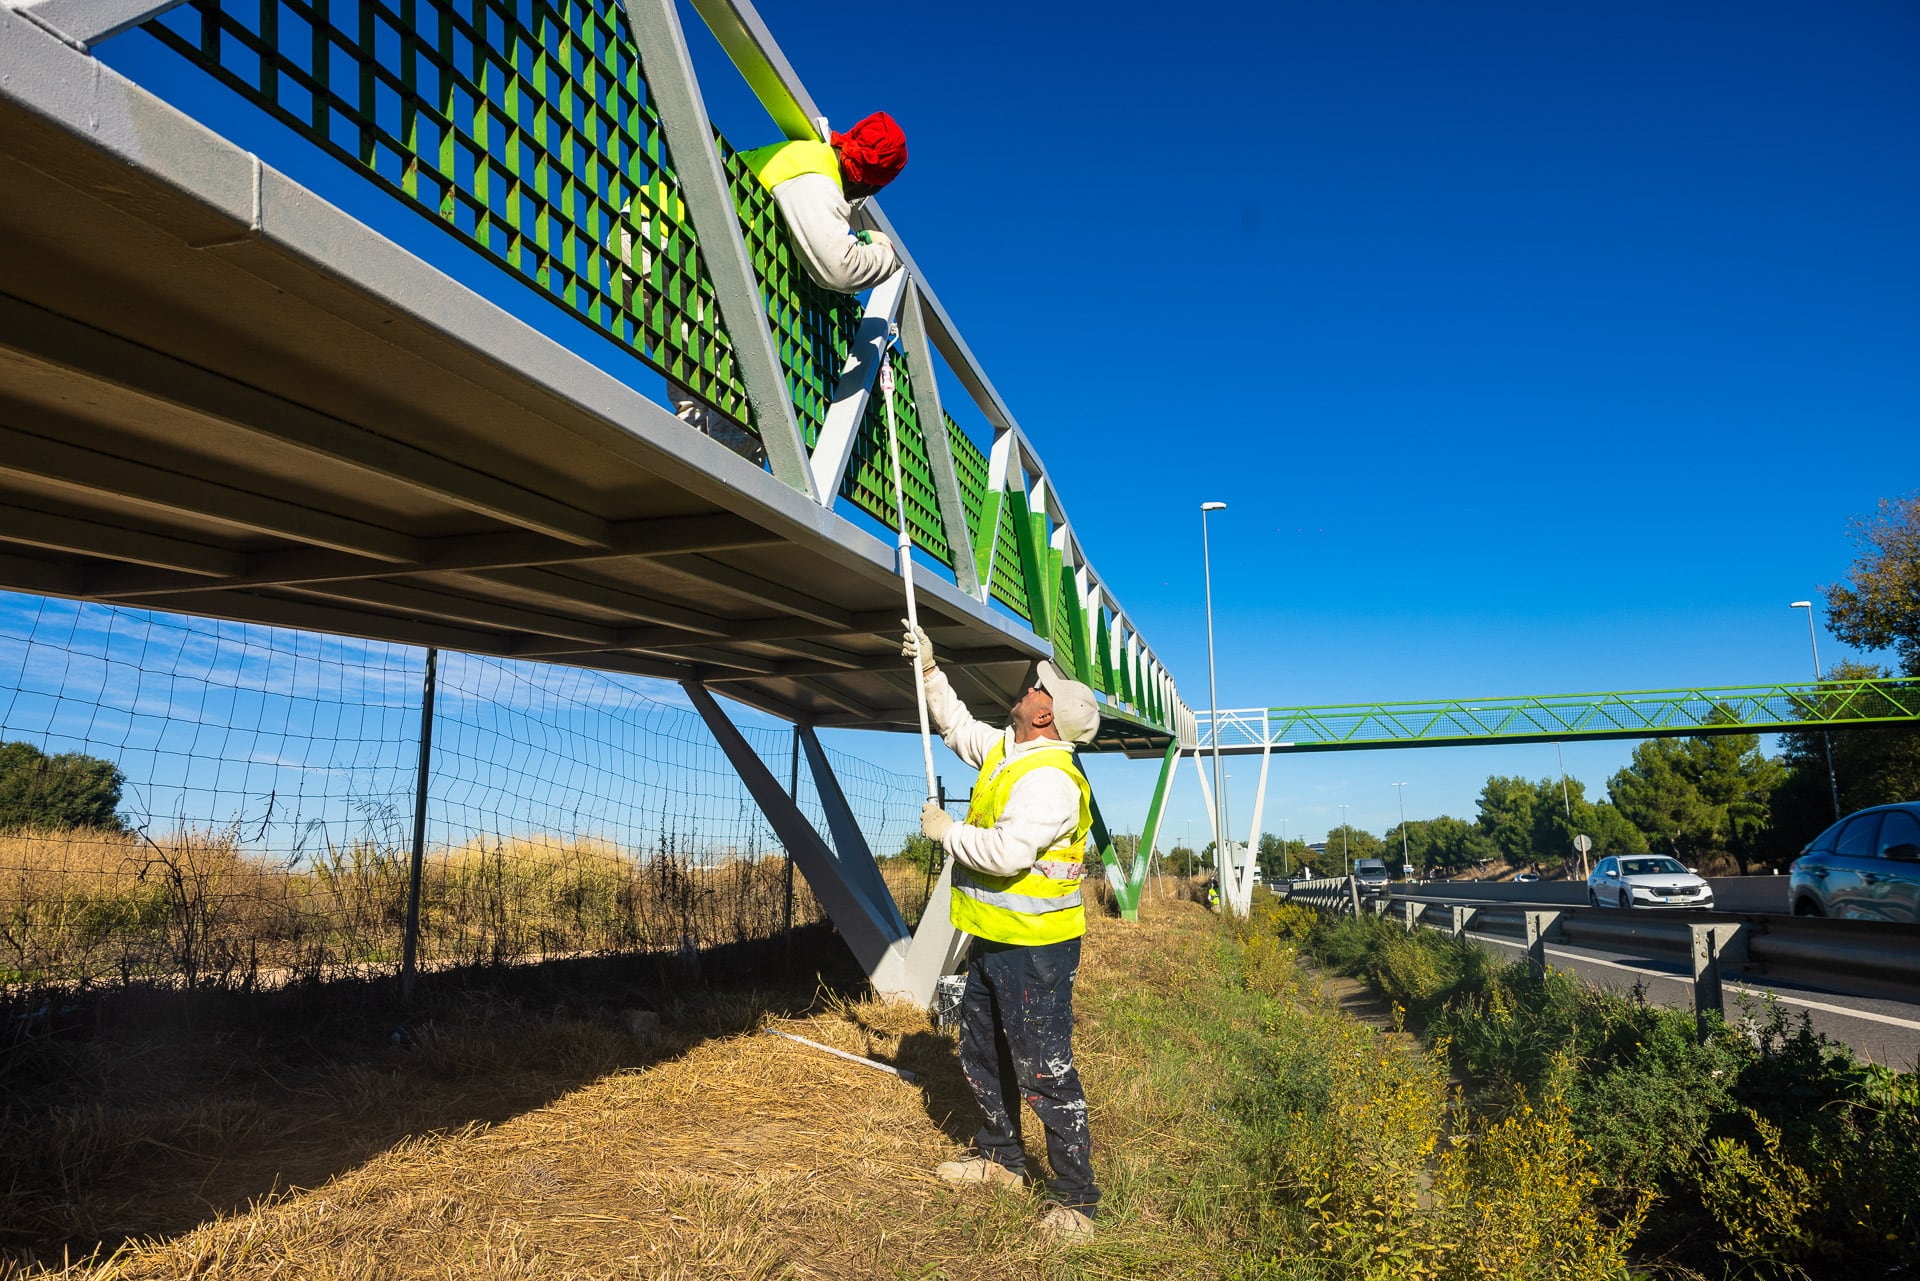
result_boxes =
[1789,802,1920,922]
[1586,855,1715,910]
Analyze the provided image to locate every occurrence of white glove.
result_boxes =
[900,620,935,673]
[921,801,955,843]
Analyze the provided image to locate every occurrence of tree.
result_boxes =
[1254,834,1313,879]
[1167,843,1207,876]
[0,741,126,832]
[1323,824,1382,869]
[1582,801,1649,859]
[1771,659,1920,852]
[1476,775,1538,862]
[1609,734,1783,872]
[1417,815,1496,872]
[1826,493,1920,676]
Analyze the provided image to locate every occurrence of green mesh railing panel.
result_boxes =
[1200,679,1920,753]
[947,415,989,547]
[838,351,951,565]
[987,499,1030,620]
[147,0,757,422]
[146,0,868,452]
[717,145,862,448]
[1050,558,1078,675]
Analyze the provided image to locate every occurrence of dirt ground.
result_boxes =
[3,903,1226,1280]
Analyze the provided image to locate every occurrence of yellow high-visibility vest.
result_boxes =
[738,140,842,193]
[948,739,1092,946]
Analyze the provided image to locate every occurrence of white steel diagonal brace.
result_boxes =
[1234,735,1273,915]
[5,0,189,48]
[809,271,906,504]
[899,286,982,598]
[620,0,817,501]
[683,683,907,977]
[797,724,907,935]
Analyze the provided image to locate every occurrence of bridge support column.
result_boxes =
[1450,905,1472,937]
[1401,899,1419,931]
[685,683,961,1006]
[1114,741,1179,922]
[1229,732,1273,917]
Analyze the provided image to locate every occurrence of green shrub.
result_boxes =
[1282,907,1920,1277]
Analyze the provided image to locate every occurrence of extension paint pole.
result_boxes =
[879,329,939,805]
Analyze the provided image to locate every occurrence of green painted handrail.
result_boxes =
[1198,678,1920,754]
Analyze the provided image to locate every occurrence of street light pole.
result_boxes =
[1791,600,1842,820]
[1201,501,1229,893]
[1393,782,1410,874]
[1337,802,1351,874]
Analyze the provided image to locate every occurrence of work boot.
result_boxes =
[935,1156,1022,1189]
[1038,1202,1095,1243]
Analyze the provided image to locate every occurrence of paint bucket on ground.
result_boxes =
[933,973,967,1030]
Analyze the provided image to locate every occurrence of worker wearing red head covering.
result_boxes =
[740,112,907,293]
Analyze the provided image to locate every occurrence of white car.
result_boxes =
[1586,855,1715,910]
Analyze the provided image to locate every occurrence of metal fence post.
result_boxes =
[1524,910,1560,979]
[400,646,437,1003]
[784,723,799,959]
[1692,923,1748,1035]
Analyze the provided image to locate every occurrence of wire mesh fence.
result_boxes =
[0,592,929,992]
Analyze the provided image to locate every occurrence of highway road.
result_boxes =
[1462,927,1920,1068]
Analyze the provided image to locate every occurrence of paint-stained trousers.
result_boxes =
[958,935,1099,1215]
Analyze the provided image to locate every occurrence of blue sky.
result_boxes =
[81,1,1920,849]
[709,0,1920,841]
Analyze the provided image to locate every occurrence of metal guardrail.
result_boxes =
[1276,875,1363,915]
[1279,884,1920,1030]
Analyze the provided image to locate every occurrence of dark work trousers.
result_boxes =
[957,934,1099,1216]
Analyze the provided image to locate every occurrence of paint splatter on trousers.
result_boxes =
[957,934,1099,1216]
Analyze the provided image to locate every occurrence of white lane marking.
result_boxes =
[1725,986,1920,1031]
[1464,931,1920,1032]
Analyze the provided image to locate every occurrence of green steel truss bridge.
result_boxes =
[1167,677,1920,917]
[1194,677,1920,756]
[5,0,1915,986]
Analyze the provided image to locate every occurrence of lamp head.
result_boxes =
[1790,600,1812,609]
[1201,501,1227,512]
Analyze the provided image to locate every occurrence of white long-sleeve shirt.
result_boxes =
[768,172,901,293]
[924,667,1081,878]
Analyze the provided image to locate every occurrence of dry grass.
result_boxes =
[4,904,1229,1280]
[1,830,936,989]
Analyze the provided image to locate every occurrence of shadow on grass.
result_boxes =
[0,923,867,1269]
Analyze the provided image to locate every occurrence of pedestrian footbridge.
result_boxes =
[0,0,1192,1002]
[0,0,1189,755]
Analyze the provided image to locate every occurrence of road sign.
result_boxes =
[1573,834,1593,853]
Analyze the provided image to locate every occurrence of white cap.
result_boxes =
[1034,661,1101,745]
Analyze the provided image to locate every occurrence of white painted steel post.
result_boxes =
[1237,728,1273,914]
[1200,502,1227,901]
[880,337,938,805]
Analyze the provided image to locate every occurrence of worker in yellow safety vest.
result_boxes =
[903,622,1102,1244]
[738,111,907,294]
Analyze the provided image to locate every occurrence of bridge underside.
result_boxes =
[0,51,1170,753]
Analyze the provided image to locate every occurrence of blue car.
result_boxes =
[1790,802,1920,922]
